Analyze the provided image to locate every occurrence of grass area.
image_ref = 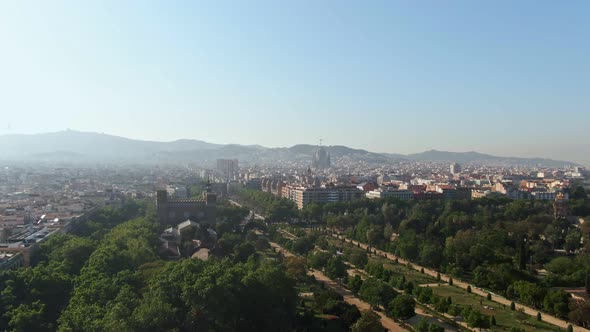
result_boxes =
[378,258,438,285]
[432,285,562,332]
[408,304,466,332]
[328,236,438,285]
[296,297,350,332]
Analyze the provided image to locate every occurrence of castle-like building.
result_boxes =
[156,182,216,227]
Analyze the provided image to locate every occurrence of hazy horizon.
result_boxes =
[1,1,589,163]
[0,129,587,166]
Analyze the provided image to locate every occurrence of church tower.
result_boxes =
[553,192,569,220]
[312,139,331,170]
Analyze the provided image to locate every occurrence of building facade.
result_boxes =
[156,185,216,227]
[289,185,363,209]
[216,159,239,181]
[312,146,331,170]
[366,188,413,200]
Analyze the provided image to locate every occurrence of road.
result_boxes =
[332,233,590,332]
[266,238,409,332]
[228,199,265,220]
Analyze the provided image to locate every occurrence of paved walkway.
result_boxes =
[332,233,590,332]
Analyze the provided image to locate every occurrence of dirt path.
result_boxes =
[343,255,469,331]
[333,233,589,332]
[267,240,409,332]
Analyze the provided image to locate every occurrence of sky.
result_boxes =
[0,1,589,163]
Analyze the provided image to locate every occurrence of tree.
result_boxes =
[428,324,444,332]
[291,237,315,255]
[366,226,382,248]
[568,298,590,327]
[383,223,394,242]
[326,256,348,281]
[234,242,256,262]
[404,281,415,294]
[351,310,383,332]
[284,256,307,281]
[420,243,443,268]
[359,278,397,308]
[7,301,48,332]
[466,310,490,329]
[543,289,571,318]
[348,275,363,293]
[564,228,582,252]
[415,286,434,304]
[571,186,588,200]
[416,319,429,332]
[507,280,546,308]
[254,237,271,251]
[348,252,368,268]
[389,294,415,320]
[308,251,332,269]
[396,230,420,260]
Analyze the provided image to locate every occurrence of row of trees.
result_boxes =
[234,189,298,222]
[325,194,590,287]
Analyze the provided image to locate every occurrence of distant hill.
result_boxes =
[406,150,574,167]
[0,130,578,167]
[0,130,221,162]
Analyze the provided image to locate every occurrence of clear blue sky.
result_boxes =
[1,1,588,163]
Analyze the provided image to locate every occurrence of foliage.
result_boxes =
[235,189,298,222]
[325,256,348,281]
[308,251,332,270]
[0,202,147,332]
[506,280,547,308]
[358,277,397,308]
[348,275,363,293]
[388,294,415,320]
[351,310,383,332]
[543,289,571,318]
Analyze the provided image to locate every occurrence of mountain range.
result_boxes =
[0,130,578,167]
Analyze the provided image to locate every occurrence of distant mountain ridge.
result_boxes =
[405,150,574,167]
[0,130,578,167]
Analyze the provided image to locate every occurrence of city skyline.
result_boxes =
[1,1,589,163]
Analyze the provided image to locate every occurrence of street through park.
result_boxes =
[261,232,409,332]
[332,233,590,332]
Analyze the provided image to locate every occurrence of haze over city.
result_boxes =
[1,1,589,164]
[3,2,590,332]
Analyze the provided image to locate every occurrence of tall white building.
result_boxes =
[216,159,239,181]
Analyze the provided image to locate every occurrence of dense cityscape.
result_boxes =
[1,143,589,331]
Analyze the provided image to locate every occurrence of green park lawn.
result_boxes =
[432,285,563,332]
[329,236,438,285]
[379,259,438,285]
